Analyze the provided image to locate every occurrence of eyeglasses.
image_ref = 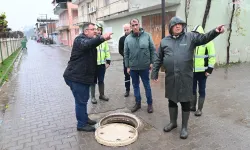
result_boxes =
[124,29,130,31]
[86,28,97,31]
[131,24,138,27]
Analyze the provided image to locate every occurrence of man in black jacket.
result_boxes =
[63,22,112,132]
[119,23,131,97]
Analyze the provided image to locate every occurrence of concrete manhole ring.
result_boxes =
[95,123,138,147]
[97,112,143,132]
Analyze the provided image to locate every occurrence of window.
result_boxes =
[104,0,109,6]
[81,5,84,15]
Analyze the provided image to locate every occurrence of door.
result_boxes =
[142,11,176,50]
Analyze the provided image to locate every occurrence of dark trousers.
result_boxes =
[123,61,130,91]
[168,100,190,112]
[193,72,207,98]
[130,69,152,105]
[94,64,106,85]
[65,79,90,128]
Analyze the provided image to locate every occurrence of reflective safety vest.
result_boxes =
[192,25,216,74]
[96,41,111,65]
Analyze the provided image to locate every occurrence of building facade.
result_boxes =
[71,0,250,64]
[54,1,79,46]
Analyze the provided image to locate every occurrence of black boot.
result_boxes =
[77,124,96,132]
[180,111,190,139]
[124,91,130,97]
[195,97,205,116]
[190,95,197,111]
[147,104,153,113]
[163,107,178,132]
[131,103,141,113]
[90,85,97,104]
[98,83,109,101]
[87,118,97,125]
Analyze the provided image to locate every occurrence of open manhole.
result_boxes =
[95,112,143,147]
[97,112,143,131]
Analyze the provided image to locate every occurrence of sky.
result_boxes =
[0,0,58,31]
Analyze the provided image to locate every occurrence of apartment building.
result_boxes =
[53,0,79,46]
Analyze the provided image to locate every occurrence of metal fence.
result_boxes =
[0,38,22,63]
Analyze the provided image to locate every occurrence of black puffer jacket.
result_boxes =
[63,34,105,84]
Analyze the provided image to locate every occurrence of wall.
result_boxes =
[102,13,142,53]
[59,30,69,46]
[175,0,250,64]
[103,0,250,63]
[67,2,79,46]
[103,8,178,53]
[0,38,22,63]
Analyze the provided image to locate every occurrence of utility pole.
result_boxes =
[39,14,49,39]
[50,18,54,44]
[161,0,166,39]
[46,14,49,39]
[160,0,166,72]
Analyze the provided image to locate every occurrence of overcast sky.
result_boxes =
[0,0,58,31]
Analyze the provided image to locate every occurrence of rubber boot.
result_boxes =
[163,107,178,132]
[190,94,197,112]
[99,83,109,101]
[90,85,97,104]
[195,97,205,116]
[180,111,190,139]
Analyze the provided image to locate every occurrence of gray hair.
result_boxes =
[82,22,95,31]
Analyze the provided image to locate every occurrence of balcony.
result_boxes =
[72,0,80,4]
[72,0,91,4]
[56,19,69,30]
[97,0,129,19]
[73,15,88,26]
[54,2,68,15]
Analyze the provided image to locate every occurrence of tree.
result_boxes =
[0,12,8,33]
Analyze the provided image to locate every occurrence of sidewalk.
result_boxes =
[0,41,250,150]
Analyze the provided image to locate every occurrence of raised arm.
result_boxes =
[77,35,105,50]
[191,29,220,47]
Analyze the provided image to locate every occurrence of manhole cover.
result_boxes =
[97,112,143,132]
[95,123,138,147]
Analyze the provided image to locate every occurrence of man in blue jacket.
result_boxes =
[124,18,155,113]
[63,22,112,132]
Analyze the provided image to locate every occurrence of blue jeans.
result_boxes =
[94,64,106,85]
[65,79,90,128]
[130,69,152,105]
[193,72,207,98]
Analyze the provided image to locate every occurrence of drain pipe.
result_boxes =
[161,0,166,39]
